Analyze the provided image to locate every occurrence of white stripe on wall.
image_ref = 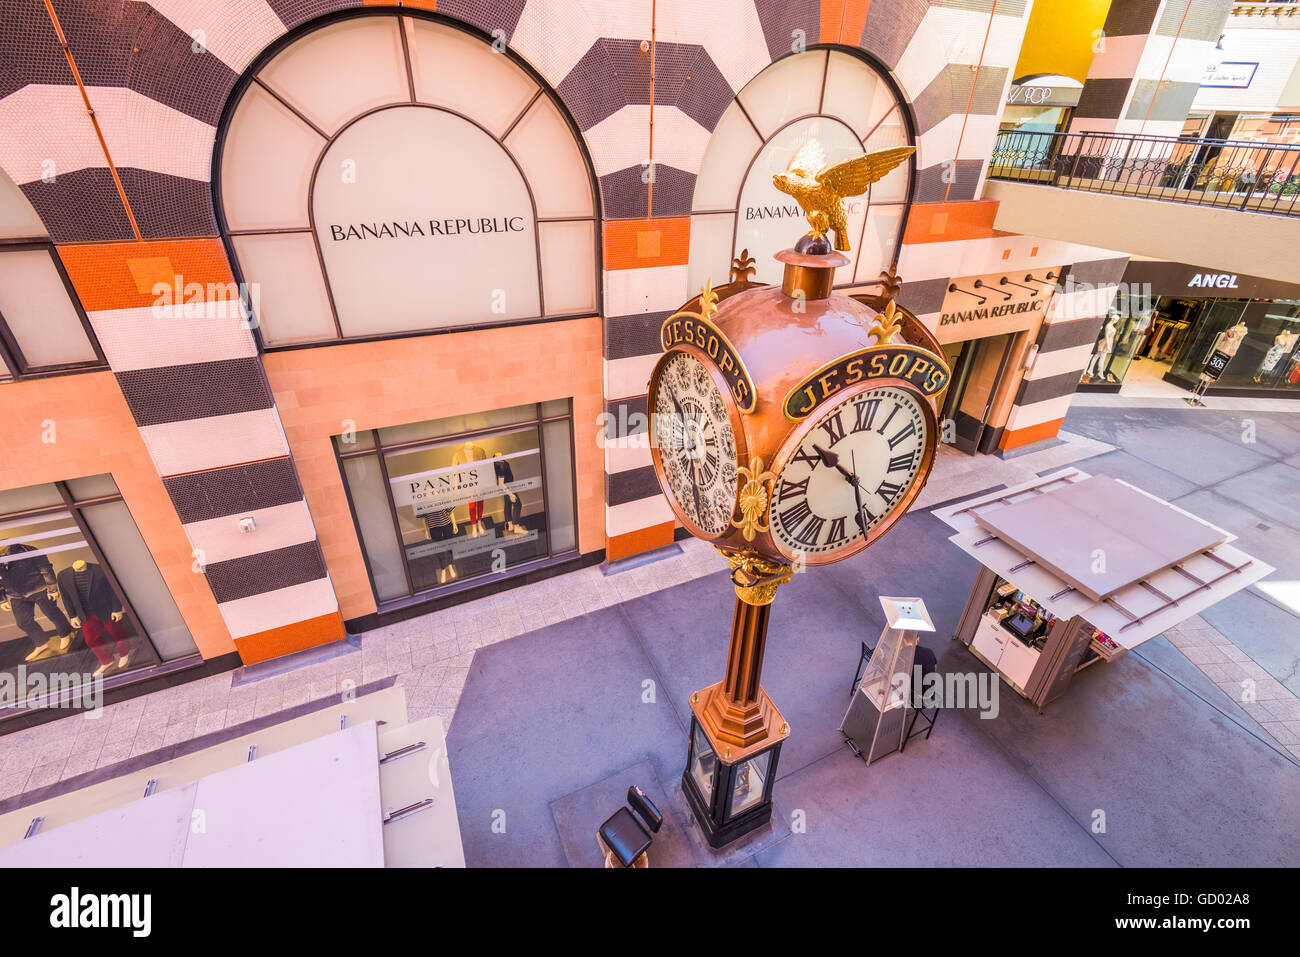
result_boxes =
[139,408,290,477]
[86,305,257,372]
[217,576,339,639]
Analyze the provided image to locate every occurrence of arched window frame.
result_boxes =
[211,9,602,351]
[690,45,918,291]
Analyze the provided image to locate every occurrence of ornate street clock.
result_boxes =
[647,141,947,848]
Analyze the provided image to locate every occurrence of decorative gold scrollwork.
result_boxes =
[718,549,793,605]
[732,455,776,542]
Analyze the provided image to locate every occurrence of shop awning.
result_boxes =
[932,469,1275,649]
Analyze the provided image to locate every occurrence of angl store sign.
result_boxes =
[312,105,538,335]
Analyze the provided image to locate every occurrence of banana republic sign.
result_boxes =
[312,105,539,331]
[933,271,1058,344]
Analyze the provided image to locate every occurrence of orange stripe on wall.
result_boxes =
[820,0,872,44]
[903,200,1002,245]
[607,521,675,561]
[56,238,236,312]
[603,217,690,271]
[1000,416,1064,451]
[233,610,346,665]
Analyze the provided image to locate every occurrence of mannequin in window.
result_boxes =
[1213,320,1248,360]
[1084,317,1118,382]
[493,452,526,535]
[1254,328,1298,383]
[423,507,459,584]
[0,542,75,662]
[452,442,488,537]
[57,559,130,678]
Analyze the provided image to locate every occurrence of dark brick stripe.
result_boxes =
[604,395,649,435]
[1038,314,1107,353]
[913,159,983,203]
[912,65,1008,135]
[754,0,819,63]
[204,540,329,604]
[1015,368,1085,408]
[164,457,305,524]
[607,464,661,507]
[0,1,72,99]
[116,357,274,427]
[861,0,931,69]
[606,310,670,362]
[558,39,732,131]
[118,168,217,239]
[20,170,135,243]
[899,277,950,315]
[48,0,238,126]
[1064,257,1129,287]
[437,0,530,40]
[1103,0,1163,37]
[263,0,361,32]
[600,165,696,219]
[1073,77,1131,120]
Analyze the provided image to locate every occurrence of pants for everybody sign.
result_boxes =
[394,455,540,515]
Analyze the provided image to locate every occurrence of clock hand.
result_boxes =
[812,443,874,535]
[850,450,874,534]
[814,443,874,499]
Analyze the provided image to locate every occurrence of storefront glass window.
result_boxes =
[0,477,197,709]
[337,401,579,603]
[0,246,104,376]
[1170,299,1300,390]
[1080,292,1155,387]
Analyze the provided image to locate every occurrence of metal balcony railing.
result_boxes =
[988,130,1300,216]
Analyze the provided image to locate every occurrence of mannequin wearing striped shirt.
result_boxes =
[423,506,459,584]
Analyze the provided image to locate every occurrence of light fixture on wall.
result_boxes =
[1000,276,1039,296]
[948,283,987,306]
[974,279,1011,301]
[1025,272,1057,287]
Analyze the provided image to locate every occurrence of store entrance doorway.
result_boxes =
[939,334,1017,455]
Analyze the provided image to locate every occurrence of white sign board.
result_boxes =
[1201,61,1258,89]
[391,451,540,515]
[312,106,539,336]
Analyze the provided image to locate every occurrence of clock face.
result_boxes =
[650,351,740,537]
[769,385,930,560]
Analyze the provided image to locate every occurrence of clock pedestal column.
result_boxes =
[681,552,791,849]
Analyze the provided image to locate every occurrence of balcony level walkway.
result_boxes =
[984,179,1296,284]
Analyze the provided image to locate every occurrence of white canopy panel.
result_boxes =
[936,469,1274,649]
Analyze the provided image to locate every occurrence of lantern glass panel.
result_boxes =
[729,748,773,817]
[689,721,717,803]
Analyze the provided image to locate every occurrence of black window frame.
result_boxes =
[0,239,108,380]
[333,400,581,609]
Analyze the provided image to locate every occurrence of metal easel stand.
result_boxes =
[840,597,936,766]
[1183,374,1212,407]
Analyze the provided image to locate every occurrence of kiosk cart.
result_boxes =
[933,468,1274,712]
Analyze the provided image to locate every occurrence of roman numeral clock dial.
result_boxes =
[769,386,931,560]
[649,351,740,537]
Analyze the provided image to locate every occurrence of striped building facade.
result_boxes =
[0,0,1214,682]
[1070,0,1234,138]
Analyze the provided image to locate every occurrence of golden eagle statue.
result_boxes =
[772,140,915,252]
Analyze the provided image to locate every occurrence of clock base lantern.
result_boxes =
[681,552,790,848]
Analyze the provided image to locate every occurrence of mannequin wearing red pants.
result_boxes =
[452,442,489,537]
[56,560,131,678]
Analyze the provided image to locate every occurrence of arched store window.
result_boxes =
[689,49,915,291]
[216,12,598,346]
